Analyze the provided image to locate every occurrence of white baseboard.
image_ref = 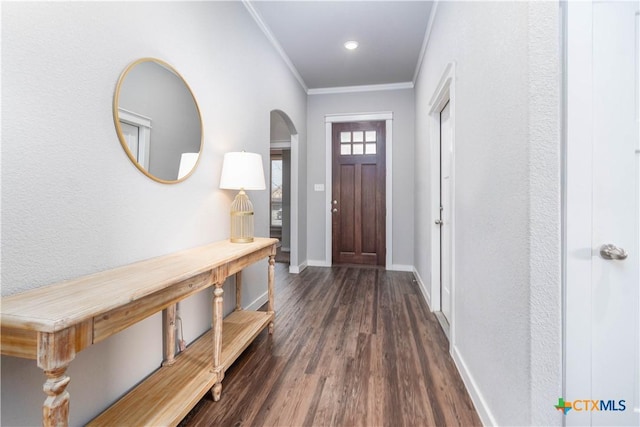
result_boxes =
[412,268,432,310]
[289,261,307,274]
[412,267,491,426]
[388,264,414,272]
[307,259,331,267]
[245,291,268,311]
[451,345,495,427]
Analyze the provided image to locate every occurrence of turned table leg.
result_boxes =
[38,328,75,427]
[268,254,275,335]
[211,282,224,401]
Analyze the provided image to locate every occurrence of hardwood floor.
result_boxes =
[180,264,481,427]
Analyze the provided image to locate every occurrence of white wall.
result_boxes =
[306,89,415,268]
[414,2,561,425]
[0,2,306,425]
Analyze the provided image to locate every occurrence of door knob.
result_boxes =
[435,219,443,225]
[599,244,628,260]
[333,200,338,205]
[332,208,338,213]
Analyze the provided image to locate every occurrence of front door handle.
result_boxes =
[332,208,338,213]
[599,244,628,260]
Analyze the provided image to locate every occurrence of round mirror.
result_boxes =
[113,58,203,183]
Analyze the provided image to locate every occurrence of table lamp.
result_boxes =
[219,151,266,243]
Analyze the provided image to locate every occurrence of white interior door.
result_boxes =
[591,1,639,424]
[566,1,640,425]
[440,101,453,324]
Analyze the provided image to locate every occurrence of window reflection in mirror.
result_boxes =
[113,58,203,183]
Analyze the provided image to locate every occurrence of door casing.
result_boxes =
[324,112,393,268]
[429,62,456,347]
[439,101,453,326]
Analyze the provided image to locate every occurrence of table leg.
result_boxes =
[235,271,242,311]
[38,328,75,427]
[162,304,177,366]
[211,282,224,401]
[268,254,275,335]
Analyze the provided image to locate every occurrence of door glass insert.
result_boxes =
[365,131,376,142]
[365,143,377,154]
[339,130,377,156]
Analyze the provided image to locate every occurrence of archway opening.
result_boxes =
[269,110,299,272]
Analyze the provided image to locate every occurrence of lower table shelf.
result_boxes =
[88,309,273,427]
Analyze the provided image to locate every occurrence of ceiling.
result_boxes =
[245,1,434,92]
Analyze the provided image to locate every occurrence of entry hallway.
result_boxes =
[181,263,481,426]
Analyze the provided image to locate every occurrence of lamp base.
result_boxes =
[230,237,254,243]
[229,189,254,243]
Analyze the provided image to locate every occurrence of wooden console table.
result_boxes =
[0,237,278,427]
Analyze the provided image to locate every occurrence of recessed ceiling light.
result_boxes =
[344,40,359,50]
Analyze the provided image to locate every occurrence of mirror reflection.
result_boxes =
[113,58,203,183]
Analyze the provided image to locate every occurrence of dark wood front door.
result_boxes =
[332,121,386,266]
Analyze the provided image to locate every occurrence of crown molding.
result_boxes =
[242,0,309,93]
[308,82,414,96]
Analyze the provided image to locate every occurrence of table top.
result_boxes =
[0,238,277,333]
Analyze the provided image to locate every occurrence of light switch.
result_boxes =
[314,184,325,192]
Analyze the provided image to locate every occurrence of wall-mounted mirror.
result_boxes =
[113,58,203,183]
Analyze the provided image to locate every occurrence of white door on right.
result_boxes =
[591,1,640,425]
[566,1,640,426]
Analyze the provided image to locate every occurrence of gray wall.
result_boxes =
[270,109,293,142]
[1,2,306,425]
[413,2,561,425]
[306,89,415,268]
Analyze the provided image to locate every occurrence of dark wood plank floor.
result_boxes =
[180,264,481,427]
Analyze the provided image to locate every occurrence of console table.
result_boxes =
[0,237,278,427]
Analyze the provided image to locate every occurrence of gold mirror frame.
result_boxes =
[113,58,203,184]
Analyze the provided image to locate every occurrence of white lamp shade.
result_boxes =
[219,152,266,190]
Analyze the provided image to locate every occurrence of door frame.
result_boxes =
[429,62,456,345]
[324,112,393,269]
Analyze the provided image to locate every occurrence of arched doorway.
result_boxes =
[269,110,300,273]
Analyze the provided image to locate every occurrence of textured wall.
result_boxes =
[527,2,562,425]
[413,1,561,425]
[1,2,306,425]
[306,89,415,268]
